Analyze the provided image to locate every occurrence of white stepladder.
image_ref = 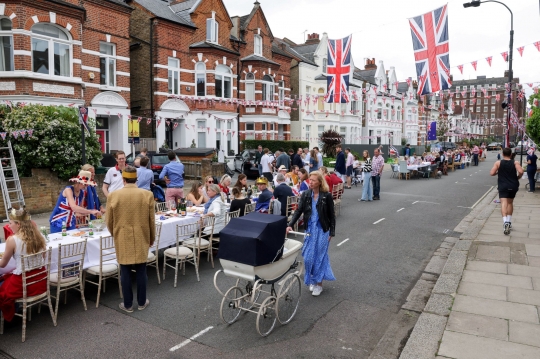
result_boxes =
[214,231,307,336]
[0,141,25,220]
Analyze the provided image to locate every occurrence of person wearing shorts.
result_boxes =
[490,147,523,235]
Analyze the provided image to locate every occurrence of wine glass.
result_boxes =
[94,221,104,233]
[169,199,176,212]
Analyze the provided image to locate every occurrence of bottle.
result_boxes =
[89,222,94,236]
[226,192,231,204]
[61,221,67,236]
[180,199,187,217]
[177,199,181,214]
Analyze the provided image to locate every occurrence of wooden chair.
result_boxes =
[286,196,299,231]
[244,202,255,215]
[447,160,455,172]
[163,222,200,287]
[332,184,343,216]
[145,222,163,284]
[0,248,56,342]
[183,216,215,268]
[83,236,122,308]
[155,202,168,213]
[225,209,240,224]
[50,239,87,321]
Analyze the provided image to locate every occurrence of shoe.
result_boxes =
[359,199,366,202]
[509,222,512,229]
[309,284,314,292]
[138,299,150,311]
[503,222,510,235]
[312,285,323,296]
[119,303,133,313]
[373,197,380,200]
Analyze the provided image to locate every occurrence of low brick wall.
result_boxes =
[0,168,107,218]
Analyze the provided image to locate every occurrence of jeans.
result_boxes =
[120,263,147,308]
[473,153,479,166]
[361,172,373,200]
[372,174,381,198]
[335,171,346,182]
[527,168,537,192]
[258,164,263,176]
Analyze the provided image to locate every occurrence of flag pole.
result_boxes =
[79,106,86,165]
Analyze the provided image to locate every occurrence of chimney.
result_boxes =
[364,58,377,70]
[305,33,320,45]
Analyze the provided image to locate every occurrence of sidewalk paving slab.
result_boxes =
[533,278,540,291]
[507,287,540,306]
[452,294,539,324]
[438,330,540,359]
[465,261,507,274]
[508,263,540,278]
[446,311,508,341]
[509,321,540,348]
[528,256,540,267]
[461,270,533,289]
[525,244,540,256]
[457,282,507,301]
[476,245,510,262]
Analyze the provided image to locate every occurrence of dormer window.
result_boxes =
[254,35,262,56]
[206,14,219,43]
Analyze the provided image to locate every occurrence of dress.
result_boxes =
[49,186,85,233]
[83,185,101,220]
[302,192,336,286]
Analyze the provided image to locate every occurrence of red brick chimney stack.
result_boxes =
[364,58,377,70]
[305,33,320,45]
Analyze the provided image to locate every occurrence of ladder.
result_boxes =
[0,141,25,221]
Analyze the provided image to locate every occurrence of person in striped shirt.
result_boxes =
[371,148,384,200]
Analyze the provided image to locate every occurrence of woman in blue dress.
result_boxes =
[287,170,336,296]
[49,170,101,233]
[81,164,105,219]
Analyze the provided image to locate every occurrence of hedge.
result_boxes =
[242,140,309,152]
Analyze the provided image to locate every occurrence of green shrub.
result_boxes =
[0,104,102,180]
[323,157,336,167]
[242,140,309,153]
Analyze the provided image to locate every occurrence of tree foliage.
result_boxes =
[0,104,102,180]
[526,92,540,146]
[320,129,342,157]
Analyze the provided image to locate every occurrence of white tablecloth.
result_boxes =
[407,163,431,171]
[0,214,199,275]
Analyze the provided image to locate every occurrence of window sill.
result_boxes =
[0,71,82,84]
[99,85,120,92]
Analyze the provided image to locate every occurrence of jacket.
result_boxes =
[288,189,335,237]
[106,184,156,265]
[335,151,346,174]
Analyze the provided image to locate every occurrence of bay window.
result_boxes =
[31,23,71,77]
[0,18,13,71]
[278,80,285,106]
[215,64,232,98]
[262,74,274,101]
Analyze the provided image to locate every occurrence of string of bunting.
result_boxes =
[0,129,34,140]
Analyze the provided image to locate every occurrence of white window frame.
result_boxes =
[491,106,495,112]
[99,42,116,87]
[0,17,14,71]
[262,75,274,101]
[197,120,207,147]
[491,98,496,104]
[377,102,382,119]
[215,64,232,99]
[245,72,255,101]
[254,35,262,56]
[484,106,488,112]
[31,23,72,77]
[305,125,311,141]
[196,62,206,97]
[206,15,219,43]
[227,121,232,153]
[323,58,327,73]
[168,57,180,95]
[278,80,285,106]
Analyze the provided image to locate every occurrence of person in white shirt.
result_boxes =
[260,148,273,182]
[273,165,291,187]
[103,151,127,196]
[314,147,323,168]
[303,148,311,173]
[407,155,416,166]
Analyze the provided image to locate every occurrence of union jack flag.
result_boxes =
[326,35,352,103]
[78,106,90,134]
[409,5,451,96]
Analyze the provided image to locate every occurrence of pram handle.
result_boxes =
[287,231,308,236]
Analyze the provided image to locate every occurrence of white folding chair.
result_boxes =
[184,216,215,268]
[0,248,57,342]
[163,222,200,287]
[50,239,87,320]
[244,202,255,215]
[225,209,240,224]
[146,222,163,284]
[286,196,299,231]
[83,236,122,308]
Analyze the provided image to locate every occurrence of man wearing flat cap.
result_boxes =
[106,165,155,313]
[254,177,273,212]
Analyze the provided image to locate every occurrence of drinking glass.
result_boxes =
[169,200,176,211]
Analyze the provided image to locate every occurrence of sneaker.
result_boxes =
[359,199,366,202]
[312,285,323,296]
[503,222,510,235]
[508,222,512,229]
[119,303,133,313]
[138,299,150,311]
[309,284,314,292]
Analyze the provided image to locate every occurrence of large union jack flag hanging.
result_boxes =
[326,35,352,103]
[409,5,451,96]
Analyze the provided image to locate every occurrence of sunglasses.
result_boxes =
[207,180,213,183]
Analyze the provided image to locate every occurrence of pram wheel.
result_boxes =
[276,273,301,325]
[256,296,277,336]
[220,286,244,324]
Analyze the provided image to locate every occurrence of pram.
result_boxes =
[213,213,306,336]
[351,167,362,187]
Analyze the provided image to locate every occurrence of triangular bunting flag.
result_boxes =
[501,51,508,62]
[486,56,492,67]
[457,65,463,74]
[471,61,478,71]
[534,41,540,52]
[0,132,6,140]
[27,129,34,138]
[517,46,525,57]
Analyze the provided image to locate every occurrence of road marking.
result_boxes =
[397,208,405,212]
[412,201,418,204]
[337,238,350,246]
[463,178,466,179]
[170,326,214,352]
[373,218,385,224]
[443,229,449,234]
[412,201,439,205]
[471,186,494,209]
[457,206,472,209]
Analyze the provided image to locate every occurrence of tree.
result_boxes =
[0,103,102,180]
[526,92,540,146]
[319,129,341,157]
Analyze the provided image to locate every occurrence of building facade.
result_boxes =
[0,0,133,153]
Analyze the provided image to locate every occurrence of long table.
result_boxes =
[0,214,199,275]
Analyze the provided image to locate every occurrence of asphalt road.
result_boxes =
[0,154,500,359]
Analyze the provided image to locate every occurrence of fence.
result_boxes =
[182,160,225,180]
[133,138,157,152]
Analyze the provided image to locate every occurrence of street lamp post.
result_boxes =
[464,0,513,149]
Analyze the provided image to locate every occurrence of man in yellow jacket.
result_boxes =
[106,165,155,313]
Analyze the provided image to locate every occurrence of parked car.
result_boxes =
[234,150,260,178]
[509,142,516,149]
[514,141,529,155]
[486,142,502,151]
[126,152,170,186]
[434,141,456,151]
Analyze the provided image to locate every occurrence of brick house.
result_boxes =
[0,0,133,154]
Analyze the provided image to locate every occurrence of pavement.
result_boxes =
[400,172,540,358]
[0,153,503,359]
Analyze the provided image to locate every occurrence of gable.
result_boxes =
[241,6,273,40]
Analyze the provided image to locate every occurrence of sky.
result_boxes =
[224,0,540,97]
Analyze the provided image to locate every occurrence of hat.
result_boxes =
[69,170,96,187]
[8,206,31,221]
[255,177,268,185]
[278,165,287,171]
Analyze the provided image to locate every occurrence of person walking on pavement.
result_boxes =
[472,145,480,166]
[526,147,538,192]
[490,147,523,234]
[255,145,264,177]
[345,147,354,189]
[314,147,323,169]
[159,151,185,205]
[260,148,273,182]
[371,148,384,200]
[106,166,155,313]
[359,150,373,201]
[286,171,336,297]
[292,148,304,169]
[276,147,290,171]
[334,145,346,182]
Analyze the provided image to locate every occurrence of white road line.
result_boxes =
[471,186,494,209]
[337,238,350,246]
[412,201,439,205]
[412,201,419,204]
[457,206,472,209]
[397,208,405,212]
[373,218,385,224]
[170,326,214,352]
[443,229,449,234]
